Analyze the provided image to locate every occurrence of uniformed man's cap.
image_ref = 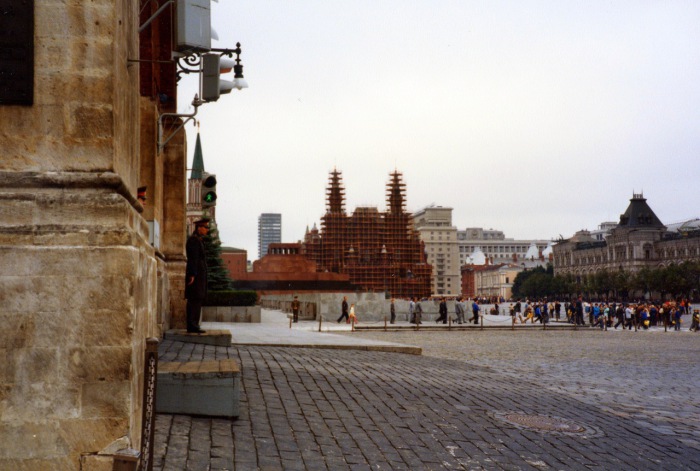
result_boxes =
[194,218,210,227]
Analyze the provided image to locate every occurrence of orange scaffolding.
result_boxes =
[303,170,431,299]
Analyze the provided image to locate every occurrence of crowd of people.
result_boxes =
[509,298,699,331]
[335,294,700,332]
[402,296,700,332]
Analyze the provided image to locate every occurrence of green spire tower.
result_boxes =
[191,132,205,179]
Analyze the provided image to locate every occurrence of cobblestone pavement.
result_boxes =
[154,329,700,471]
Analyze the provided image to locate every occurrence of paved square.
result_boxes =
[154,328,700,470]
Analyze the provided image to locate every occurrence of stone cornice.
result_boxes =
[0,171,143,212]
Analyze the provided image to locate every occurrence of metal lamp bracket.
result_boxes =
[157,95,202,153]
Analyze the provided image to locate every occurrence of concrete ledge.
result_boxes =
[164,329,232,346]
[156,360,240,418]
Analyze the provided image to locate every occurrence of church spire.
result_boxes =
[191,132,205,179]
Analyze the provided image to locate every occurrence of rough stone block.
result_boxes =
[66,347,131,383]
[69,104,114,139]
[59,418,129,462]
[81,381,130,418]
[80,454,114,471]
[80,310,132,348]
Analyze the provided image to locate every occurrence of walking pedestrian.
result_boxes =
[624,305,634,330]
[291,296,300,323]
[348,303,358,325]
[575,297,585,326]
[390,298,396,324]
[533,303,542,323]
[337,296,349,323]
[454,297,465,324]
[674,306,682,331]
[614,304,625,329]
[414,299,423,324]
[690,310,700,332]
[436,297,448,324]
[470,299,480,325]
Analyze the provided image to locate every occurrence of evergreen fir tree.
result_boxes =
[202,222,234,291]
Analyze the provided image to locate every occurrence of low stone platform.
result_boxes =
[164,329,232,346]
[202,305,261,323]
[156,359,240,418]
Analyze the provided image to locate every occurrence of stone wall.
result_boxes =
[202,306,262,323]
[0,1,165,469]
[261,293,461,323]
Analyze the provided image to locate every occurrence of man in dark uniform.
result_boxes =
[185,218,209,334]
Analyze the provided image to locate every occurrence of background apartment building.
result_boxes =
[413,206,461,296]
[258,213,282,260]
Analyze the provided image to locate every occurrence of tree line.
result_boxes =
[512,262,700,301]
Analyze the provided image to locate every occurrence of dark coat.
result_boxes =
[185,233,208,300]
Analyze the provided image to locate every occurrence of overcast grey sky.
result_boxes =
[178,1,700,260]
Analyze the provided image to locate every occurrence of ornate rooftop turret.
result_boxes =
[326,168,346,214]
[386,170,406,215]
[618,193,665,228]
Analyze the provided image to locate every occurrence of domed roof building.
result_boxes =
[465,247,487,265]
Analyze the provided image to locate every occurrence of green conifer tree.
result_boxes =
[202,222,234,291]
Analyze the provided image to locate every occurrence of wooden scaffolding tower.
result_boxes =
[303,169,431,298]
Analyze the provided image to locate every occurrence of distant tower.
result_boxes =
[258,213,282,259]
[386,170,406,215]
[321,169,348,272]
[186,132,216,234]
[326,168,346,214]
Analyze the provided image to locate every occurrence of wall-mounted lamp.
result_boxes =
[158,43,248,152]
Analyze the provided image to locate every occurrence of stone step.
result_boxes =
[156,359,241,418]
[164,329,232,346]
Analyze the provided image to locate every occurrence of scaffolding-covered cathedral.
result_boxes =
[303,170,432,298]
